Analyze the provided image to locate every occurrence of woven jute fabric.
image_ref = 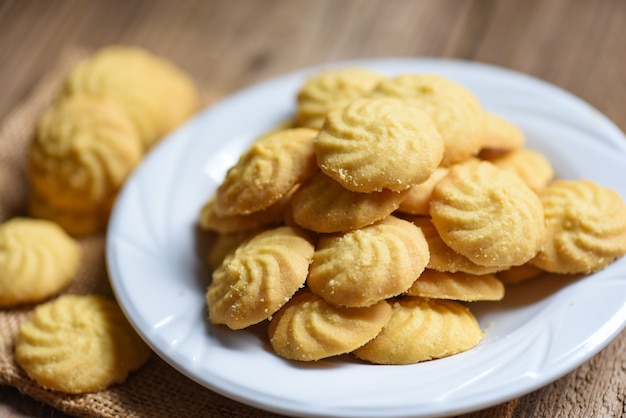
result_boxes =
[0,47,283,418]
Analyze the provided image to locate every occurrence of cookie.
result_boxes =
[198,195,288,234]
[496,263,545,285]
[268,290,392,361]
[370,73,485,166]
[397,167,449,215]
[430,160,546,267]
[214,128,318,216]
[61,45,198,149]
[531,180,626,274]
[15,294,150,393]
[403,215,506,274]
[308,216,429,307]
[405,269,505,301]
[485,148,554,193]
[314,97,444,192]
[478,112,525,156]
[27,95,143,213]
[295,67,387,129]
[206,226,315,329]
[353,297,483,364]
[0,218,81,307]
[290,171,409,233]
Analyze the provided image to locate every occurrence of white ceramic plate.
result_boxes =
[106,58,626,418]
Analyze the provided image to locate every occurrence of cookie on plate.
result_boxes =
[531,179,626,274]
[314,97,444,192]
[268,290,392,361]
[206,226,315,329]
[405,269,505,301]
[0,218,81,307]
[15,294,151,393]
[353,296,483,364]
[295,67,387,130]
[308,216,429,307]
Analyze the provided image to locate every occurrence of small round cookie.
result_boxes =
[61,45,198,149]
[370,73,485,166]
[206,226,315,330]
[268,290,392,362]
[397,167,449,215]
[0,218,81,307]
[531,180,626,274]
[198,195,288,234]
[405,269,505,301]
[27,94,143,213]
[290,171,409,233]
[405,215,506,275]
[485,148,554,193]
[478,112,525,155]
[430,160,545,267]
[353,297,483,365]
[15,294,151,394]
[214,128,318,216]
[308,216,429,307]
[314,97,444,192]
[295,67,387,130]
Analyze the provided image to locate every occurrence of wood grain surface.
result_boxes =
[1,0,625,417]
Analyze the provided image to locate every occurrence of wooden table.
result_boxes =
[1,0,625,417]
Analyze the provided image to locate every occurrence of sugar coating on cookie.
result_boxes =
[207,226,315,329]
[405,269,504,301]
[268,290,392,361]
[370,73,485,166]
[61,45,198,150]
[531,180,626,274]
[0,218,81,307]
[353,297,483,364]
[290,171,409,233]
[295,67,387,130]
[15,294,151,393]
[27,95,143,213]
[430,160,545,267]
[308,216,429,307]
[314,97,444,192]
[214,128,318,216]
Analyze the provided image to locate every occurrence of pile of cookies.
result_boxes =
[26,45,199,236]
[2,46,198,393]
[200,68,626,364]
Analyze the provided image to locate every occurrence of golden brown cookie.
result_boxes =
[430,160,545,267]
[198,195,288,234]
[27,95,143,213]
[485,148,555,193]
[214,128,318,216]
[314,97,444,192]
[308,216,429,307]
[61,45,199,150]
[15,294,151,394]
[397,167,449,215]
[405,215,506,275]
[531,180,626,274]
[496,263,545,285]
[268,290,392,361]
[405,269,505,301]
[206,226,315,329]
[290,171,409,233]
[353,297,483,364]
[478,112,525,155]
[0,218,81,308]
[370,73,485,166]
[295,67,387,129]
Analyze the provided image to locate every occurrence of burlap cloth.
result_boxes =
[0,47,284,418]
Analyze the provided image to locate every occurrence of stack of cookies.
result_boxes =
[199,68,626,364]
